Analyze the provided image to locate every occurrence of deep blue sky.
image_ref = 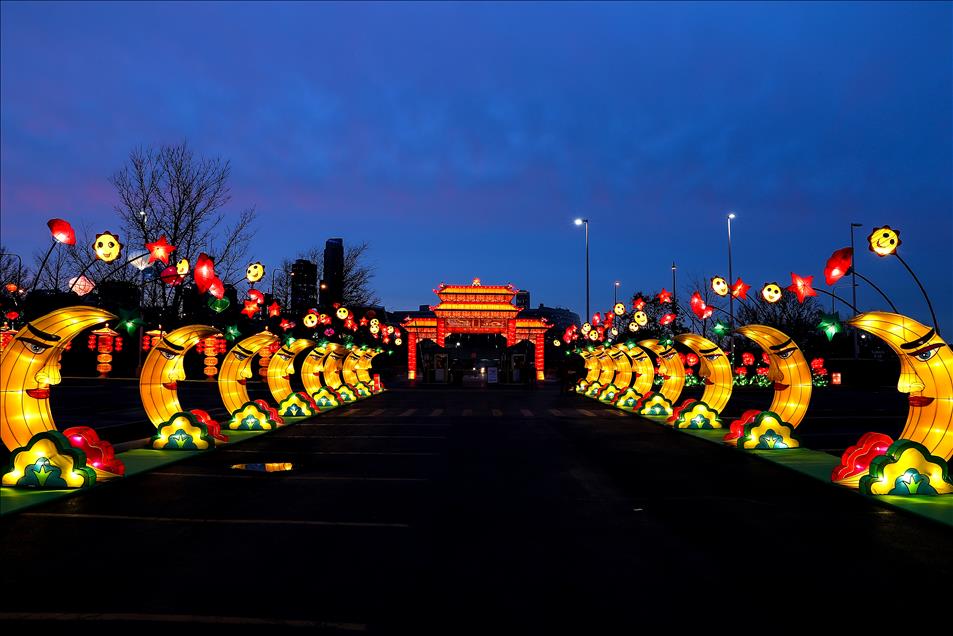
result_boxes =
[2,1,950,324]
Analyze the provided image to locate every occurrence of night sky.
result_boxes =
[2,1,950,324]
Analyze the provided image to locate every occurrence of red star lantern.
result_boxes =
[146,235,176,264]
[659,313,676,326]
[267,301,281,318]
[279,319,295,331]
[824,247,853,286]
[359,317,369,327]
[241,299,260,318]
[632,297,646,311]
[730,278,751,300]
[657,289,673,304]
[47,219,76,245]
[194,253,216,293]
[787,273,817,303]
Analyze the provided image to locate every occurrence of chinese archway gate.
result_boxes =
[402,279,551,381]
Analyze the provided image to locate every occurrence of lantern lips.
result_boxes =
[908,396,935,407]
[162,381,178,391]
[25,388,50,399]
[238,378,247,385]
[773,382,790,391]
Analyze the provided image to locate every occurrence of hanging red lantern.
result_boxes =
[193,253,216,293]
[824,247,853,286]
[47,219,76,245]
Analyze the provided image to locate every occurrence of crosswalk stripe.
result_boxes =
[398,409,416,417]
[367,409,385,416]
[430,409,443,416]
[462,409,472,416]
[491,409,502,416]
[577,409,595,417]
[548,409,563,416]
[609,410,626,416]
[520,409,534,417]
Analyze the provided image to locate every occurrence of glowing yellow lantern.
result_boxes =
[139,325,220,428]
[675,333,733,415]
[219,331,278,415]
[92,231,123,263]
[266,338,315,405]
[245,261,265,283]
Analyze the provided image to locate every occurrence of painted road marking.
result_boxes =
[0,613,367,630]
[576,409,596,417]
[521,409,534,417]
[548,409,563,416]
[398,409,417,416]
[430,408,443,416]
[491,409,503,416]
[21,512,410,528]
[366,408,385,416]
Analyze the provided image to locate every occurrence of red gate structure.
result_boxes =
[401,279,551,381]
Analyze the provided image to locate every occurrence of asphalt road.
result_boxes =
[1,385,950,633]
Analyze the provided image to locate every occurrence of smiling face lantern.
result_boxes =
[868,226,901,257]
[761,283,783,304]
[711,277,729,297]
[93,231,123,263]
[246,262,265,284]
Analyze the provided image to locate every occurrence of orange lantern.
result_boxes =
[196,334,226,377]
[258,341,280,378]
[141,328,166,352]
[87,325,121,377]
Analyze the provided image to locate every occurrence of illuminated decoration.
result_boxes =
[723,409,763,445]
[741,352,755,366]
[246,262,265,284]
[628,346,655,397]
[615,387,641,410]
[591,313,602,326]
[248,289,265,305]
[302,311,318,329]
[227,401,279,431]
[585,381,603,398]
[117,308,143,336]
[639,338,686,410]
[68,275,95,296]
[208,278,225,299]
[711,276,729,297]
[859,440,953,495]
[312,387,340,410]
[588,330,600,341]
[151,412,214,450]
[581,323,592,335]
[139,324,220,428]
[760,282,782,303]
[739,411,800,450]
[676,333,733,416]
[196,334,226,377]
[636,392,674,418]
[672,400,723,429]
[188,409,225,443]
[335,384,357,403]
[128,250,152,271]
[208,297,230,313]
[0,323,15,353]
[87,325,122,377]
[343,348,378,393]
[659,313,676,326]
[627,321,639,333]
[278,392,317,418]
[867,225,901,257]
[336,306,350,320]
[141,328,166,352]
[730,278,751,300]
[160,265,184,286]
[824,247,853,286]
[218,331,278,415]
[787,273,817,303]
[832,432,893,488]
[1,307,115,452]
[176,258,190,276]
[266,338,314,404]
[2,431,95,489]
[321,313,333,325]
[735,324,812,431]
[241,299,260,318]
[62,426,124,476]
[145,235,175,264]
[613,303,626,316]
[632,297,646,311]
[633,311,648,327]
[402,281,550,380]
[657,289,673,304]
[712,321,729,337]
[689,292,714,320]
[224,325,241,341]
[849,312,953,464]
[253,399,284,425]
[279,319,295,332]
[92,231,123,263]
[47,219,76,245]
[193,252,216,293]
[267,302,281,318]
[818,313,843,341]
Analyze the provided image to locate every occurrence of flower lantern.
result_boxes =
[87,325,121,377]
[68,275,96,296]
[47,219,76,245]
[741,352,755,366]
[824,248,853,286]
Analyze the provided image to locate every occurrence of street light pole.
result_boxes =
[574,218,590,320]
[727,212,736,363]
[614,280,620,305]
[850,222,862,359]
[671,262,677,307]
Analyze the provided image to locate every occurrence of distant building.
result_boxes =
[514,290,530,309]
[520,304,580,333]
[321,238,344,306]
[290,259,318,311]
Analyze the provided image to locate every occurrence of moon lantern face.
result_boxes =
[711,277,729,297]
[1,307,115,450]
[629,347,655,395]
[613,303,626,316]
[266,338,314,404]
[245,262,265,283]
[736,324,812,427]
[867,226,901,257]
[849,312,952,460]
[639,339,685,405]
[336,307,350,320]
[139,325,220,427]
[93,231,123,263]
[219,331,278,414]
[633,311,648,327]
[676,333,732,414]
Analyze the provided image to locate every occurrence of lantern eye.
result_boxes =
[25,342,49,355]
[159,349,177,360]
[703,354,721,361]
[233,351,249,361]
[909,343,942,362]
[774,348,796,360]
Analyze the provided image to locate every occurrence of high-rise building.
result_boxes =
[290,259,318,312]
[321,238,344,306]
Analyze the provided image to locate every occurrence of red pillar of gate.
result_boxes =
[534,332,545,381]
[407,332,417,380]
[436,318,446,348]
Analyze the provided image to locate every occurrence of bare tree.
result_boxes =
[0,246,29,290]
[736,290,822,344]
[271,242,379,309]
[110,141,256,318]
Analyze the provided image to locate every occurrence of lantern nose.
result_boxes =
[36,365,61,387]
[766,358,783,382]
[240,367,254,380]
[897,371,925,394]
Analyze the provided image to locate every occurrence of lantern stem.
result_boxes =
[848,269,898,313]
[98,252,150,285]
[814,289,859,314]
[67,258,99,294]
[895,254,940,334]
[29,240,58,294]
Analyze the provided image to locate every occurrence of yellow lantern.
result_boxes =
[675,333,733,415]
[867,225,901,257]
[266,338,315,404]
[139,325,220,428]
[246,262,265,283]
[638,338,686,411]
[761,282,782,303]
[92,231,123,263]
[218,331,278,415]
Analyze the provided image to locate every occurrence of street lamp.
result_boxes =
[850,222,862,359]
[727,212,736,363]
[614,280,620,305]
[574,218,590,320]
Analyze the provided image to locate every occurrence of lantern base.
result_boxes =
[2,432,97,489]
[152,412,215,450]
[860,440,953,496]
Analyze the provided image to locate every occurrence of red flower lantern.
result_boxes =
[824,247,853,286]
[810,357,825,371]
[757,367,769,376]
[741,352,755,366]
[685,353,699,367]
[193,253,216,293]
[787,273,817,303]
[730,278,751,300]
[659,313,676,326]
[735,366,748,377]
[47,219,76,245]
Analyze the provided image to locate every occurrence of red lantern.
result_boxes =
[267,301,281,317]
[810,357,825,370]
[160,266,184,286]
[730,278,751,300]
[741,352,755,366]
[659,313,675,326]
[685,353,699,367]
[145,235,176,264]
[89,325,120,377]
[824,247,853,286]
[757,367,769,376]
[762,352,771,365]
[657,289,673,304]
[193,253,216,293]
[632,297,646,311]
[787,273,817,303]
[248,289,265,305]
[735,366,748,376]
[207,278,225,299]
[47,219,76,245]
[241,299,260,318]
